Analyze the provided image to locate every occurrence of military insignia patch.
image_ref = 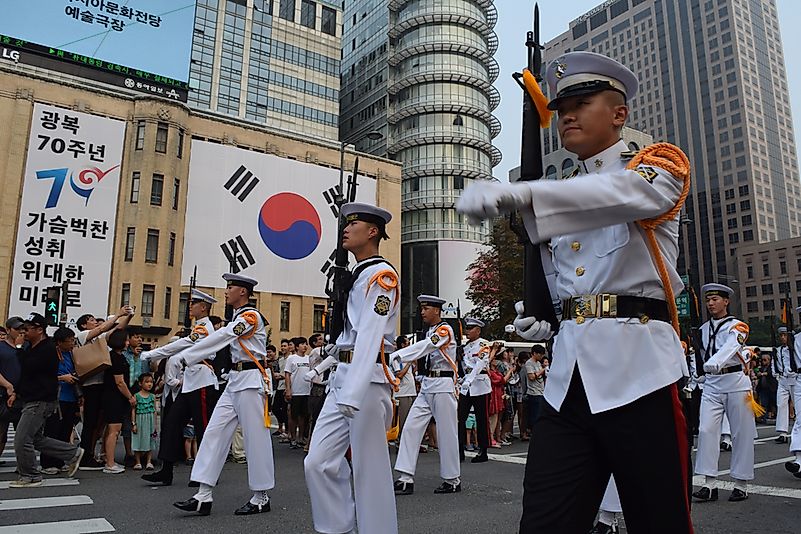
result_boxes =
[737,334,745,344]
[374,295,391,316]
[635,166,658,183]
[189,332,200,342]
[430,334,440,344]
[233,322,247,336]
[555,59,567,79]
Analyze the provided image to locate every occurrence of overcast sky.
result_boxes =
[491,0,801,180]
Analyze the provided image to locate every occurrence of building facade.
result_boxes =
[340,0,501,332]
[189,0,342,141]
[542,0,801,296]
[0,62,401,346]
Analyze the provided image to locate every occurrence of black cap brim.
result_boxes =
[547,81,626,110]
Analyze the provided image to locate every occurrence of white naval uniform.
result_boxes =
[304,258,399,534]
[774,342,801,436]
[394,322,460,483]
[462,338,492,396]
[179,307,273,496]
[518,139,688,414]
[694,316,755,481]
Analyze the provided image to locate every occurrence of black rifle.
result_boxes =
[184,265,197,331]
[785,297,798,373]
[455,300,465,378]
[325,157,360,346]
[688,286,705,377]
[510,4,559,333]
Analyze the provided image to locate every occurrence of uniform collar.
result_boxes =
[577,139,629,175]
[354,255,383,268]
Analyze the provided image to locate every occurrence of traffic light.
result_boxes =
[44,286,60,326]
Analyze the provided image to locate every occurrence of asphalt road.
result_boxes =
[1,423,799,533]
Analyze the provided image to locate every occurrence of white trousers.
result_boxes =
[776,379,797,434]
[304,383,396,534]
[695,389,755,481]
[394,391,459,482]
[600,476,622,513]
[721,412,731,437]
[191,387,275,492]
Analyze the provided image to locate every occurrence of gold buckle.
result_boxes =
[566,294,618,322]
[600,294,617,318]
[234,362,243,372]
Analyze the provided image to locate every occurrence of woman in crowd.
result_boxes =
[102,329,136,474]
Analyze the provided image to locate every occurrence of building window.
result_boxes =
[745,286,757,297]
[279,0,295,21]
[168,232,176,266]
[743,230,753,241]
[151,174,164,206]
[142,285,155,317]
[321,5,336,35]
[135,120,145,150]
[313,304,325,332]
[155,122,168,153]
[780,261,787,275]
[300,0,316,28]
[280,301,290,331]
[763,263,770,277]
[164,287,172,319]
[130,172,140,203]
[746,265,753,279]
[178,292,189,325]
[746,301,758,313]
[761,284,773,295]
[121,283,130,306]
[177,129,184,159]
[763,300,775,312]
[172,178,180,210]
[145,229,159,263]
[125,228,135,261]
[779,281,790,294]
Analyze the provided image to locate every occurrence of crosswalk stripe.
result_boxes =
[691,476,801,499]
[0,518,114,533]
[0,478,79,489]
[0,467,17,474]
[0,495,93,511]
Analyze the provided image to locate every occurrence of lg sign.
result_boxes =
[1,48,20,62]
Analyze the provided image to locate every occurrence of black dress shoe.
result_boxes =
[393,480,414,495]
[720,441,732,452]
[234,501,270,515]
[775,435,789,444]
[433,481,461,494]
[173,498,212,516]
[785,461,801,474]
[188,480,200,487]
[471,451,489,463]
[589,521,618,534]
[728,488,748,502]
[691,487,718,502]
[142,469,173,486]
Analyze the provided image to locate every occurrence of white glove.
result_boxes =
[337,403,357,418]
[321,344,339,359]
[703,361,721,374]
[304,369,318,383]
[513,301,554,341]
[459,379,473,396]
[389,350,403,368]
[455,182,533,226]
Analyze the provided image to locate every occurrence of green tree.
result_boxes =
[465,218,524,339]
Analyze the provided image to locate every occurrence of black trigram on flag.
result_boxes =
[320,249,337,276]
[322,186,341,217]
[224,165,260,202]
[220,235,255,274]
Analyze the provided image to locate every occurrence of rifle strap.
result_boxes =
[627,143,691,337]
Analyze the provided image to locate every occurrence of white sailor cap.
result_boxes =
[417,294,446,308]
[464,317,485,329]
[545,51,638,111]
[778,326,789,334]
[222,273,258,291]
[701,283,734,298]
[341,202,392,239]
[191,288,217,305]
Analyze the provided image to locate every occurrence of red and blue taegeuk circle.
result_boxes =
[257,192,322,260]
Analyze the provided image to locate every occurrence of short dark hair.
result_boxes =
[531,345,546,355]
[138,372,153,383]
[517,351,531,364]
[292,336,307,346]
[76,314,94,330]
[396,335,408,348]
[107,329,127,351]
[267,345,277,352]
[53,327,76,343]
[280,338,290,345]
[309,333,322,346]
[127,330,140,339]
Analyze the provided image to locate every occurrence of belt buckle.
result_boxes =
[599,294,617,318]
[235,362,243,372]
[573,295,596,323]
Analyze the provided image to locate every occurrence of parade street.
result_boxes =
[0,423,798,533]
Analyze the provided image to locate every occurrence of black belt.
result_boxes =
[232,361,264,372]
[717,364,743,375]
[338,351,386,364]
[562,294,670,323]
[425,370,454,378]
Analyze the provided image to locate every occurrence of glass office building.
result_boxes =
[341,0,501,332]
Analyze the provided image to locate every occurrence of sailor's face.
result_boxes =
[342,220,376,251]
[556,91,627,159]
[705,295,729,316]
[420,304,440,325]
[780,333,788,345]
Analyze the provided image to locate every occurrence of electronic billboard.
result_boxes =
[0,1,196,101]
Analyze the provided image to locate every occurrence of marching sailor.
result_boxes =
[774,325,798,445]
[172,273,274,516]
[303,202,400,534]
[692,283,756,503]
[458,318,492,463]
[779,310,801,479]
[141,289,220,486]
[391,295,461,495]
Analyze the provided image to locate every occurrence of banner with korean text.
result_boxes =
[9,102,124,320]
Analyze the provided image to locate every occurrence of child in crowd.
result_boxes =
[131,373,157,470]
[465,407,477,452]
[184,423,197,463]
